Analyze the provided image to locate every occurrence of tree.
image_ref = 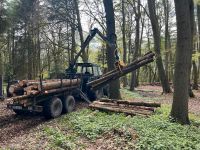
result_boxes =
[121,0,128,87]
[148,0,171,93]
[130,0,141,91]
[163,0,171,81]
[74,0,88,62]
[0,0,7,98]
[170,0,193,124]
[103,0,121,99]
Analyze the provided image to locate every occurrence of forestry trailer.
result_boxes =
[6,28,155,119]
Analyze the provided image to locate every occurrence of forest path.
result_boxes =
[135,85,200,116]
[0,100,88,149]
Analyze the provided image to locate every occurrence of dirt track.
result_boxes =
[0,100,88,148]
[0,100,45,146]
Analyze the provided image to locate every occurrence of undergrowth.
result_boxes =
[42,89,200,150]
[120,88,160,101]
[44,105,200,150]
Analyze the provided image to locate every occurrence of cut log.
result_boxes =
[89,104,153,116]
[92,101,156,111]
[9,85,24,95]
[43,85,79,95]
[19,80,38,87]
[24,85,38,95]
[99,99,161,107]
[7,85,79,102]
[91,58,154,90]
[7,95,31,102]
[26,90,40,96]
[87,52,155,90]
[38,79,80,91]
[89,97,160,117]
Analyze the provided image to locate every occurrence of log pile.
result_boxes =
[87,51,155,90]
[89,98,161,117]
[8,79,81,97]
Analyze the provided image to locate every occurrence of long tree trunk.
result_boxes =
[103,0,121,99]
[197,5,200,79]
[122,0,128,87]
[192,61,198,90]
[130,0,141,91]
[0,52,3,97]
[171,0,192,125]
[148,0,171,93]
[163,0,171,81]
[74,0,88,62]
[188,0,195,97]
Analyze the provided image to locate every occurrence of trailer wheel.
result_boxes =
[13,109,26,115]
[62,96,75,113]
[44,97,63,119]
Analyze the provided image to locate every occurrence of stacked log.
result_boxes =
[87,51,155,90]
[89,99,161,117]
[8,79,81,97]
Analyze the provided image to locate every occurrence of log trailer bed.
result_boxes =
[6,79,81,119]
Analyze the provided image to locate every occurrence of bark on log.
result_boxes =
[89,104,153,116]
[43,86,78,95]
[7,95,31,102]
[88,52,154,87]
[8,85,24,95]
[26,90,40,96]
[7,85,79,102]
[24,85,38,95]
[99,99,161,107]
[90,57,154,90]
[19,80,38,87]
[92,101,156,111]
[38,79,80,91]
[87,52,155,89]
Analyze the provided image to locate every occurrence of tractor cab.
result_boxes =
[76,63,102,79]
[75,63,102,93]
[66,63,106,100]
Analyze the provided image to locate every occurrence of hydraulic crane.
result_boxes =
[66,28,125,75]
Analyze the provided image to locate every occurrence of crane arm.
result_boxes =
[67,28,121,73]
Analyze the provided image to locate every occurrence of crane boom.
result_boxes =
[67,28,120,74]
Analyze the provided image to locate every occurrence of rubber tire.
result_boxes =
[13,109,26,115]
[43,97,63,119]
[87,90,97,101]
[62,96,75,113]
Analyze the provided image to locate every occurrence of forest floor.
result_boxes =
[0,85,200,150]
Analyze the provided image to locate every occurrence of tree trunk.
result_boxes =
[192,61,198,90]
[148,0,171,93]
[197,5,200,79]
[122,0,128,87]
[103,0,121,99]
[74,0,88,62]
[130,0,141,91]
[163,0,171,81]
[188,0,195,98]
[171,0,192,125]
[0,75,2,98]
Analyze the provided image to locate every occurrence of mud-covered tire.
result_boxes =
[62,96,75,113]
[43,97,63,119]
[13,109,26,115]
